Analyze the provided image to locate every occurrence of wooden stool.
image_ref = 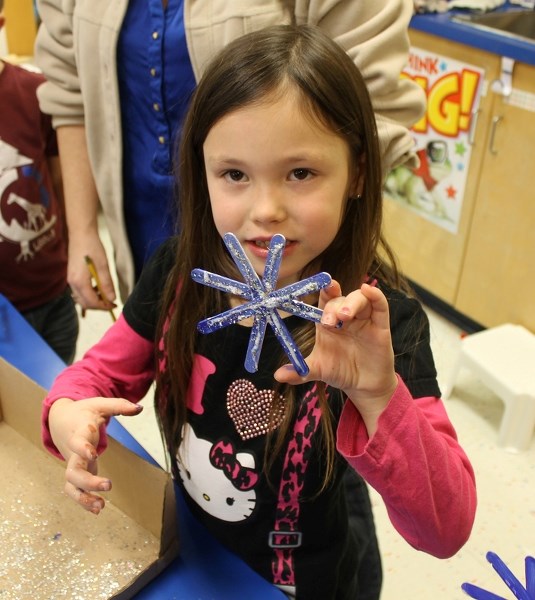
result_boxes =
[443,324,535,452]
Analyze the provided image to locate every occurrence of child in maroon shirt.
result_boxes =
[0,5,77,362]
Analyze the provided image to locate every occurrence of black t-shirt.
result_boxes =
[123,239,440,599]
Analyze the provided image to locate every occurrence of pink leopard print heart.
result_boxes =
[227,379,286,441]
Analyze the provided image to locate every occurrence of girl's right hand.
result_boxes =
[48,397,143,514]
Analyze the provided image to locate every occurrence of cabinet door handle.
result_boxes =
[468,109,480,145]
[489,115,503,155]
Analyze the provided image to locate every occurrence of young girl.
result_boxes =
[43,25,476,600]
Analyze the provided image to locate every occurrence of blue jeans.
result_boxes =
[21,288,79,364]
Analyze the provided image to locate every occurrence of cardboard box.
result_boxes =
[0,358,178,598]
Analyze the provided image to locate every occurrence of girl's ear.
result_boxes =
[349,154,366,198]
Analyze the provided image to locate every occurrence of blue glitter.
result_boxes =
[192,233,332,376]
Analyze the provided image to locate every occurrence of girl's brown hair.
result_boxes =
[155,24,403,484]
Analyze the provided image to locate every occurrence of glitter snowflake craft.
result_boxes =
[462,551,535,600]
[191,233,332,376]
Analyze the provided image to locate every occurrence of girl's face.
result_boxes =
[203,89,358,287]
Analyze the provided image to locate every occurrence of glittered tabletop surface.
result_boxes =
[0,422,160,599]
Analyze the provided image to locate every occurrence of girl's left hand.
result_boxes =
[275,281,398,431]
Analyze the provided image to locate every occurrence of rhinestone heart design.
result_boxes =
[227,379,286,441]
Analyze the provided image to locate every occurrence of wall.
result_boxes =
[0,27,7,58]
[3,0,37,57]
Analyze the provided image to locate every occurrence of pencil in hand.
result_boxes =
[84,255,117,322]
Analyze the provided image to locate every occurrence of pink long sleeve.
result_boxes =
[337,375,477,559]
[42,314,155,457]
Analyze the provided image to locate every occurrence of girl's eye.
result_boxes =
[290,168,312,181]
[224,170,246,182]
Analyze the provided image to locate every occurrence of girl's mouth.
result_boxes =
[253,240,274,249]
[250,237,293,248]
[246,237,295,257]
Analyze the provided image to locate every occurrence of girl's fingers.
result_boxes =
[64,454,110,514]
[318,279,342,310]
[319,283,390,330]
[65,481,106,514]
[358,283,391,327]
[66,456,109,491]
[319,289,366,329]
[318,280,355,328]
[67,431,99,461]
[89,397,144,420]
[274,363,309,385]
[275,283,395,391]
[54,398,141,513]
[57,399,142,460]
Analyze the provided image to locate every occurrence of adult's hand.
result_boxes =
[57,125,117,310]
[68,232,116,311]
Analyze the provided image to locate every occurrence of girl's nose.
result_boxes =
[250,186,287,224]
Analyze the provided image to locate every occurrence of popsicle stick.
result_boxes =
[192,233,331,374]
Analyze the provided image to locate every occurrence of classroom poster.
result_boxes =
[384,47,486,234]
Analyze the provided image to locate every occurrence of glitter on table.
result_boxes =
[191,233,332,376]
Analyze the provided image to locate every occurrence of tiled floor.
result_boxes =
[75,222,535,599]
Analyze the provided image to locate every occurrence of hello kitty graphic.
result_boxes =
[177,423,258,522]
